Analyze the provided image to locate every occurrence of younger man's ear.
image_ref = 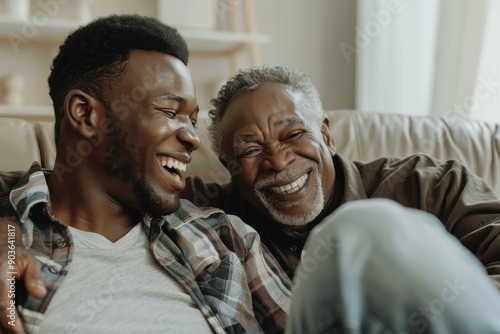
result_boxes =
[321,115,336,157]
[63,89,103,139]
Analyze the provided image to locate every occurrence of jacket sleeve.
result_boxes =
[427,159,500,289]
[365,155,500,289]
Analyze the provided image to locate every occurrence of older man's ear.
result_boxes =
[321,115,336,157]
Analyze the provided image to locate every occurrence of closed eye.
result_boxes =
[237,146,263,159]
[152,105,176,118]
[283,130,305,142]
[161,109,176,118]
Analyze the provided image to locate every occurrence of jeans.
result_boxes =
[286,199,500,334]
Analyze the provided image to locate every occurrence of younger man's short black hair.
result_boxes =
[49,14,189,145]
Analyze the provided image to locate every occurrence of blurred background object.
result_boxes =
[0,72,26,105]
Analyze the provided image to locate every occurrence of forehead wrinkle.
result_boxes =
[152,93,184,102]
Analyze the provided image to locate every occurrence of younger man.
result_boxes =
[0,15,290,333]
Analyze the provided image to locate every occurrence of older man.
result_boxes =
[186,67,500,278]
[186,66,500,332]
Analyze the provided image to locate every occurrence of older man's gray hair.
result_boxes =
[208,66,324,160]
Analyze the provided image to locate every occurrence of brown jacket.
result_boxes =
[182,154,500,287]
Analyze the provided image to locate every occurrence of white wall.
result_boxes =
[254,0,356,111]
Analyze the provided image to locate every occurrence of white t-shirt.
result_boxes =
[39,224,213,334]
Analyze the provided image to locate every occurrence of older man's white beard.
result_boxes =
[255,168,325,227]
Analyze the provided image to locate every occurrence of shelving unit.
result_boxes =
[0,16,270,55]
[0,0,269,121]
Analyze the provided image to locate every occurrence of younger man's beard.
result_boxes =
[103,130,174,216]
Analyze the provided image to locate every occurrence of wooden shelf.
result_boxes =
[0,16,270,53]
[182,29,270,54]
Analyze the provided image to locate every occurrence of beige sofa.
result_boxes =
[1,110,499,195]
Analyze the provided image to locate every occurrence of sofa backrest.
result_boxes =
[328,110,500,195]
[1,110,499,194]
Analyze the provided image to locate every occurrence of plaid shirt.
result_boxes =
[7,163,291,333]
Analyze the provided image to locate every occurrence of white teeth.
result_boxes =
[159,157,186,172]
[270,173,308,195]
